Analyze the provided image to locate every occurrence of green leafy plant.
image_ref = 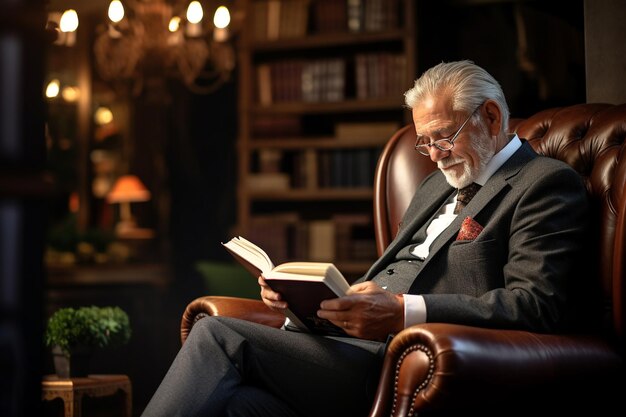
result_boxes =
[45,306,131,355]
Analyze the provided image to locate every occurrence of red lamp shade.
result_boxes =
[106,175,152,236]
[106,175,151,203]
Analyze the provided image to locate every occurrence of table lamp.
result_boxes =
[106,174,151,235]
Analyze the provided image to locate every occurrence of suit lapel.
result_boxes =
[418,142,537,271]
[396,174,454,244]
[364,173,453,279]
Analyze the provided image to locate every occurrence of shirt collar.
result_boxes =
[474,134,521,186]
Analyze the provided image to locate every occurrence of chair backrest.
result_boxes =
[373,103,626,346]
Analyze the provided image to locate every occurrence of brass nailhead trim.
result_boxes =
[391,344,434,417]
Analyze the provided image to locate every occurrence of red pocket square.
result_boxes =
[456,216,483,241]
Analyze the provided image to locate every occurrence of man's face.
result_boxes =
[412,97,495,189]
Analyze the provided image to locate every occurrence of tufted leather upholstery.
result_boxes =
[181,103,625,416]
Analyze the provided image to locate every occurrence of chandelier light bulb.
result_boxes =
[169,16,181,32]
[93,0,236,94]
[59,9,79,33]
[108,0,125,24]
[45,79,60,98]
[187,1,204,24]
[61,86,80,102]
[94,106,114,125]
[213,6,230,29]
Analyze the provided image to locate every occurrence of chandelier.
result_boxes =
[93,0,238,95]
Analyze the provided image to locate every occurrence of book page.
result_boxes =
[222,236,274,275]
[266,263,349,297]
[222,237,351,335]
[272,262,332,276]
[322,264,351,296]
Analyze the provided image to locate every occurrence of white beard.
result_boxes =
[438,133,495,189]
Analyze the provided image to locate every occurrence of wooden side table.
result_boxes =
[42,374,132,417]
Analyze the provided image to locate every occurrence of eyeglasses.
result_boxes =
[414,105,482,156]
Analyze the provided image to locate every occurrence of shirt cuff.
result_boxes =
[281,317,290,330]
[403,294,427,328]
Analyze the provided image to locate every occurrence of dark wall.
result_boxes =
[171,79,239,255]
[585,0,626,103]
[166,77,239,298]
[125,72,238,298]
[417,0,585,117]
[1,1,48,417]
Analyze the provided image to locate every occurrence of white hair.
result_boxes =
[404,60,510,133]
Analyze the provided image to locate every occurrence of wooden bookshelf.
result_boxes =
[236,0,416,275]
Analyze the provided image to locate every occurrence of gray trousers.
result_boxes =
[141,316,386,417]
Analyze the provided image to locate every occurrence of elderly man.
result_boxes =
[141,60,588,417]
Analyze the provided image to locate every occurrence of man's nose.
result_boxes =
[428,146,450,163]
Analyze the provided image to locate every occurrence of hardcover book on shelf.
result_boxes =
[312,0,348,33]
[355,53,407,99]
[247,173,290,191]
[252,0,269,41]
[256,64,273,105]
[278,0,310,39]
[222,236,351,335]
[247,212,301,263]
[332,213,376,261]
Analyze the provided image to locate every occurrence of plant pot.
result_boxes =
[52,345,92,379]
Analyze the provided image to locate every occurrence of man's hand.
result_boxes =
[317,281,405,341]
[259,275,288,312]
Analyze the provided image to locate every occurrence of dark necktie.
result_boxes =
[454,183,481,214]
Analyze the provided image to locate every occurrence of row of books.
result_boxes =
[244,212,377,265]
[257,59,346,105]
[249,147,382,190]
[256,53,406,105]
[251,0,401,41]
[354,0,400,32]
[297,148,381,188]
[251,0,310,41]
[315,0,401,34]
[355,53,408,100]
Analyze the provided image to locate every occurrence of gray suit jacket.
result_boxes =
[362,141,589,333]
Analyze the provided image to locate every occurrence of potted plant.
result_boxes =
[44,305,132,378]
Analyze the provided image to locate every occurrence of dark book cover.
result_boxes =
[264,278,346,336]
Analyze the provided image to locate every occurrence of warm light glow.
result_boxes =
[61,86,80,102]
[45,79,60,98]
[187,1,204,24]
[213,6,230,29]
[68,192,80,213]
[169,16,181,32]
[108,0,125,24]
[107,175,151,203]
[93,0,236,94]
[107,175,151,235]
[94,107,114,125]
[59,9,79,32]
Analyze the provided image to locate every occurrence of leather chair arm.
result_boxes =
[180,296,286,344]
[369,323,623,417]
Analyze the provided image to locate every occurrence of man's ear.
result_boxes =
[482,100,502,137]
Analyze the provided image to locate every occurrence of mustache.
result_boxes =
[438,156,465,169]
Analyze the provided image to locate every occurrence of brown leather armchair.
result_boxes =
[181,103,625,416]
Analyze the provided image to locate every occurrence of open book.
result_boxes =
[222,236,351,335]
